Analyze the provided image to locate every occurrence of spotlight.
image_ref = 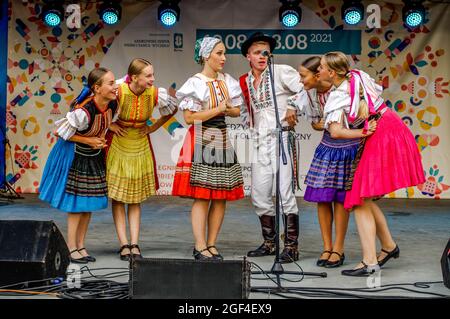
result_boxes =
[41,0,64,27]
[99,1,122,25]
[279,0,302,28]
[158,0,181,27]
[342,0,364,25]
[402,0,426,28]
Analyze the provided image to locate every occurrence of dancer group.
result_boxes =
[39,32,425,277]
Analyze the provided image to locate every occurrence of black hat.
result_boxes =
[240,32,276,57]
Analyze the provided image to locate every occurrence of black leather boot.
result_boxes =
[280,214,299,263]
[247,215,276,257]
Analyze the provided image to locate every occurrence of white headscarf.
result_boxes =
[194,37,221,64]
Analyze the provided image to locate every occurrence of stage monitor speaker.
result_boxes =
[0,220,70,287]
[442,238,450,289]
[130,258,251,299]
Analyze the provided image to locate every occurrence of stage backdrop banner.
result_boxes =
[0,0,8,187]
[5,0,450,199]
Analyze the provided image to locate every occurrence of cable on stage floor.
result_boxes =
[0,265,448,299]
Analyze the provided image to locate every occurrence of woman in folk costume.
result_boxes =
[106,58,177,261]
[172,37,244,261]
[319,52,425,276]
[39,67,119,264]
[288,56,357,268]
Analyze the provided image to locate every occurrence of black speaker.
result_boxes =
[0,220,70,286]
[442,238,450,289]
[130,258,251,299]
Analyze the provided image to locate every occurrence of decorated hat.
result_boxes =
[240,32,276,56]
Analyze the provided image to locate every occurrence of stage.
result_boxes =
[0,195,449,299]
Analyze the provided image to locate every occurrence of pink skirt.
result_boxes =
[344,108,425,210]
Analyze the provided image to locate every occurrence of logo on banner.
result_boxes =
[174,33,183,51]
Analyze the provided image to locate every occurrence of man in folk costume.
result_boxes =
[239,32,303,263]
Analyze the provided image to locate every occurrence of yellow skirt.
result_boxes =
[106,128,157,203]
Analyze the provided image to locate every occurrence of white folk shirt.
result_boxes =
[245,64,301,135]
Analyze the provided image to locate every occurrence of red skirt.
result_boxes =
[172,125,244,200]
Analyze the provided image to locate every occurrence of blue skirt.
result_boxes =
[304,131,359,203]
[39,138,108,213]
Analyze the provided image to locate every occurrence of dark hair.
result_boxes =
[301,56,321,73]
[70,67,110,109]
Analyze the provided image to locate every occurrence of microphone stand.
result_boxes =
[250,53,326,293]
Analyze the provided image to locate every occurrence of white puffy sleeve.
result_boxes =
[286,86,323,123]
[279,64,302,93]
[54,108,89,140]
[156,87,178,116]
[116,75,127,85]
[224,73,244,107]
[287,89,323,123]
[359,70,384,109]
[323,88,351,129]
[278,65,302,110]
[176,76,207,112]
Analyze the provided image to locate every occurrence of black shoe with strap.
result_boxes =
[207,245,224,261]
[78,247,96,262]
[324,251,345,268]
[378,245,400,267]
[341,261,380,277]
[130,244,143,260]
[316,250,332,267]
[69,249,88,264]
[118,244,131,261]
[193,248,216,261]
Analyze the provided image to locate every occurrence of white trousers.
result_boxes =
[251,131,299,217]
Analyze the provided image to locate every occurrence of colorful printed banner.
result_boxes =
[4,0,450,199]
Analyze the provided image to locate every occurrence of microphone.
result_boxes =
[261,50,273,58]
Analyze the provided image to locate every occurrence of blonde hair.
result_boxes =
[357,93,369,120]
[322,51,350,77]
[323,52,368,119]
[248,41,271,54]
[127,58,152,77]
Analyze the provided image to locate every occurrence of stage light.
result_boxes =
[158,0,180,27]
[342,0,364,25]
[279,0,301,28]
[402,0,426,28]
[41,0,64,27]
[279,0,302,28]
[99,1,122,25]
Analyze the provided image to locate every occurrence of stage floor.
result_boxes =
[0,195,449,299]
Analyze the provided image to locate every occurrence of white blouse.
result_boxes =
[156,87,178,116]
[176,73,244,112]
[323,70,384,129]
[55,108,90,141]
[287,87,325,124]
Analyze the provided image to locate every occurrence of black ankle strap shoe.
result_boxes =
[341,261,380,277]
